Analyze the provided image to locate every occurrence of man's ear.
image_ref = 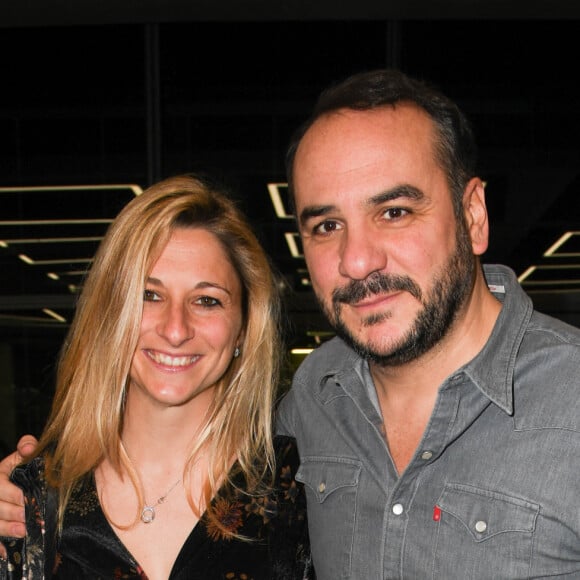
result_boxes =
[463,177,489,256]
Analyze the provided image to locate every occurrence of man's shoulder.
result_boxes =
[512,309,580,428]
[528,309,580,346]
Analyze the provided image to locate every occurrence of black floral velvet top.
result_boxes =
[1,436,314,579]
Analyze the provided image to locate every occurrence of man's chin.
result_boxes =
[335,324,405,360]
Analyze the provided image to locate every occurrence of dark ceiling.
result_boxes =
[1,7,580,410]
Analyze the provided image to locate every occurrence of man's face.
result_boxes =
[293,104,477,366]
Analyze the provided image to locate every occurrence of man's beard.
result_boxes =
[318,217,475,367]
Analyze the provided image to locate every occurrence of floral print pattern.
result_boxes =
[1,436,314,579]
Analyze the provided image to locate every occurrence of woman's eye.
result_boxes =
[197,296,221,307]
[143,289,161,302]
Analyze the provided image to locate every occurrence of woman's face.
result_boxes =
[128,227,244,409]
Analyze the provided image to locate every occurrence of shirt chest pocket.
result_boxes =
[433,483,539,580]
[296,457,361,580]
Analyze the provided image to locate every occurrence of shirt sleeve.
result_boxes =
[275,389,298,437]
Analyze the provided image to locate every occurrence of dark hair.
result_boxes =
[285,69,478,216]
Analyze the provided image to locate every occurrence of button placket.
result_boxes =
[392,503,404,516]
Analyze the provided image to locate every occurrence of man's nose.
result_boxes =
[338,227,387,281]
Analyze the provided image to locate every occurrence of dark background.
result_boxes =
[1,2,579,447]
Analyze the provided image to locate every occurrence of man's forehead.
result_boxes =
[296,104,437,163]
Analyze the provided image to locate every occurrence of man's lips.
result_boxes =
[345,291,402,310]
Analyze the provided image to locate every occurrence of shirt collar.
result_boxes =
[316,264,534,417]
[459,264,533,415]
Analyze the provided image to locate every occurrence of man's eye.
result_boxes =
[313,220,341,235]
[143,289,161,302]
[384,207,409,220]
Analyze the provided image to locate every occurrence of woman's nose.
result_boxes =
[157,304,194,346]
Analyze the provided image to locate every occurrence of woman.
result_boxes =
[1,174,312,579]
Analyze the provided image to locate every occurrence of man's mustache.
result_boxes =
[332,273,422,306]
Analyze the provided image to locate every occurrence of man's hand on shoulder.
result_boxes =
[0,435,38,557]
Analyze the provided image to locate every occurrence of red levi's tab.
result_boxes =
[433,505,441,522]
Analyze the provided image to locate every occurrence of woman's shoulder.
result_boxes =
[10,455,46,493]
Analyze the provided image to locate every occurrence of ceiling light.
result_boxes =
[0,184,142,195]
[291,348,314,355]
[284,232,303,258]
[267,183,293,219]
[0,219,113,226]
[18,257,93,266]
[0,236,103,246]
[42,308,67,323]
[18,254,34,265]
[543,231,580,257]
[518,266,536,283]
[518,263,580,286]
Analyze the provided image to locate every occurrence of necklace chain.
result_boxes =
[140,478,181,524]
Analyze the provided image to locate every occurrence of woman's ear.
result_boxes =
[463,177,489,256]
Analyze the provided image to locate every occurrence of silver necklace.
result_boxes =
[140,478,181,524]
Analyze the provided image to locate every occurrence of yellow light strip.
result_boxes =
[18,255,92,266]
[518,266,536,283]
[0,236,103,246]
[284,232,302,258]
[0,219,113,226]
[543,231,578,257]
[42,309,67,323]
[267,183,293,219]
[0,184,143,195]
[291,348,314,355]
[18,254,34,265]
[520,279,580,286]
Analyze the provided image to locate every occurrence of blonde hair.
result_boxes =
[35,174,281,534]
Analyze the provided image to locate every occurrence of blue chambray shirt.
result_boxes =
[277,265,580,579]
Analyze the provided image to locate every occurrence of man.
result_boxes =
[2,69,580,578]
[275,69,580,578]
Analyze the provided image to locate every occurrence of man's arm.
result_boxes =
[275,390,297,436]
[0,435,38,554]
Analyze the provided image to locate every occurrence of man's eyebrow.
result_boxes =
[298,204,336,228]
[367,184,425,206]
[298,184,425,227]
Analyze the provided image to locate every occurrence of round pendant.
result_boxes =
[141,506,155,524]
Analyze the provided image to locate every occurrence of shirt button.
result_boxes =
[392,503,404,515]
[475,520,487,533]
[420,450,433,460]
[318,482,326,493]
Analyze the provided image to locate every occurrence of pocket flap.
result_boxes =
[296,457,361,503]
[437,483,539,541]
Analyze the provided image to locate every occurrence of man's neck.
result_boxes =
[370,276,502,474]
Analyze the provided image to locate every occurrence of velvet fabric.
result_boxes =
[2,436,313,579]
